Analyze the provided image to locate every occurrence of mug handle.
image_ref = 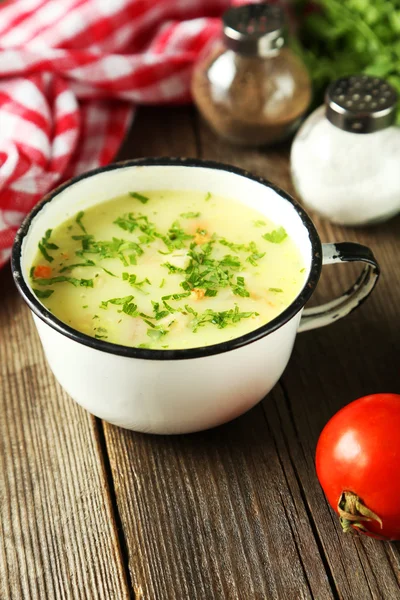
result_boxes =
[298,243,380,333]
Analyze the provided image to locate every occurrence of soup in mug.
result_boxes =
[29,190,306,349]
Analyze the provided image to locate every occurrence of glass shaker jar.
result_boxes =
[291,75,400,226]
[191,3,311,146]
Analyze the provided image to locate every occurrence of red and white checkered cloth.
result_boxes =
[0,0,233,268]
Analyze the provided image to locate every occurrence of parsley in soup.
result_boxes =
[29,190,306,349]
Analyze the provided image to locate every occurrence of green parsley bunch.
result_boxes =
[295,0,400,123]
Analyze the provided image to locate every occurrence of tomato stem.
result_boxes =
[337,491,383,535]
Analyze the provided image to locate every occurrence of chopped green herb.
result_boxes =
[154,310,170,320]
[129,191,149,204]
[147,328,167,341]
[36,276,93,288]
[29,266,35,278]
[246,251,266,267]
[269,288,283,293]
[43,229,59,250]
[100,295,134,308]
[33,288,54,299]
[231,276,250,298]
[205,289,218,297]
[219,238,254,253]
[82,305,88,308]
[75,211,87,234]
[263,227,287,244]
[102,267,117,277]
[74,234,144,267]
[219,255,242,269]
[161,292,191,301]
[122,273,151,293]
[180,212,201,219]
[184,304,198,316]
[122,302,138,316]
[159,278,166,288]
[162,262,185,274]
[38,242,54,263]
[95,327,108,339]
[300,268,306,273]
[190,305,258,332]
[162,220,193,251]
[59,260,95,272]
[253,220,267,227]
[205,192,212,201]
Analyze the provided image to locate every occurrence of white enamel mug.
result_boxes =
[12,158,380,434]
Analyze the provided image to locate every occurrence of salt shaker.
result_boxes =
[291,75,400,226]
[191,3,311,146]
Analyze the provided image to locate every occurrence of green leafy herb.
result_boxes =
[129,191,149,204]
[205,192,212,201]
[231,276,250,298]
[253,220,267,227]
[296,0,400,123]
[36,276,93,288]
[122,302,138,316]
[262,227,287,244]
[162,262,185,274]
[33,288,54,299]
[190,305,258,332]
[59,260,95,272]
[100,295,134,308]
[269,288,283,293]
[219,238,252,253]
[219,255,242,269]
[82,305,88,308]
[74,234,144,267]
[300,268,306,273]
[180,212,201,219]
[159,278,166,288]
[246,251,266,267]
[147,328,168,341]
[38,229,59,262]
[100,267,115,277]
[122,272,151,293]
[75,211,87,233]
[94,327,108,339]
[162,220,194,251]
[161,292,191,301]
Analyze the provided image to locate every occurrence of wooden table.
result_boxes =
[1,107,400,600]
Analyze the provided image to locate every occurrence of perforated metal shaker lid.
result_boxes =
[222,3,286,56]
[326,75,398,133]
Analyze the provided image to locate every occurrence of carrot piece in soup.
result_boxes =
[33,265,52,279]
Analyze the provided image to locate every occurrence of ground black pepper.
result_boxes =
[192,43,311,146]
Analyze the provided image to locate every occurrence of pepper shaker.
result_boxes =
[291,75,400,226]
[191,3,311,146]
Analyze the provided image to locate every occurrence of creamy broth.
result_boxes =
[29,190,306,349]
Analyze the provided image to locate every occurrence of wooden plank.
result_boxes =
[0,268,131,600]
[103,107,334,599]
[198,118,400,599]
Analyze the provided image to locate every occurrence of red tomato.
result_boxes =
[316,394,400,541]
